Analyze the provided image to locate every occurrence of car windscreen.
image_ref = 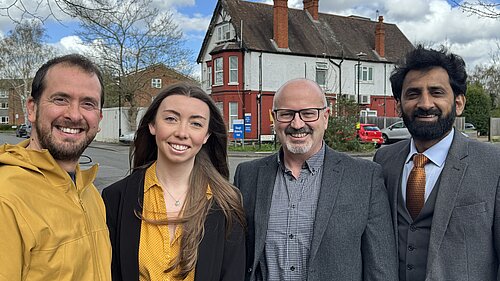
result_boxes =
[363,126,380,131]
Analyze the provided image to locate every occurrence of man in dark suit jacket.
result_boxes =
[374,45,500,281]
[234,78,398,281]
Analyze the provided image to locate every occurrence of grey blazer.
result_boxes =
[234,146,398,281]
[374,130,500,280]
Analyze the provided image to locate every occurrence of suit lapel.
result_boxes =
[389,143,410,235]
[309,148,342,262]
[253,156,279,268]
[120,170,144,280]
[427,132,468,272]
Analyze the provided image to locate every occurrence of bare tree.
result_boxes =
[451,1,500,19]
[0,20,55,123]
[0,0,111,23]
[72,0,193,131]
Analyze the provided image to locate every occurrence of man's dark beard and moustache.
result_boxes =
[401,105,456,141]
[35,119,94,162]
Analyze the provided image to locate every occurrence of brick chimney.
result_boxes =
[303,0,319,21]
[375,16,385,57]
[273,0,288,49]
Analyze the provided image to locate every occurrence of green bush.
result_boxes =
[324,97,375,152]
[0,124,16,131]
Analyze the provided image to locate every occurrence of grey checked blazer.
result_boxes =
[234,145,398,281]
[374,130,500,280]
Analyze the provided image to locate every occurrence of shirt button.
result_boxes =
[407,264,414,270]
[291,204,296,209]
[289,234,294,239]
[408,245,415,251]
[290,266,295,271]
[410,225,417,232]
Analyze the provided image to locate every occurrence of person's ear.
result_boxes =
[455,94,466,116]
[27,97,37,123]
[203,133,211,144]
[148,123,156,135]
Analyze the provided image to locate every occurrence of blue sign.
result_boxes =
[233,119,244,140]
[244,113,252,133]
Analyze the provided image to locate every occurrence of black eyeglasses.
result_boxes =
[273,107,327,122]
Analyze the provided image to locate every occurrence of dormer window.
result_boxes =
[216,23,232,42]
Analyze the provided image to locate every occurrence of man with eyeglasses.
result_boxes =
[234,78,397,281]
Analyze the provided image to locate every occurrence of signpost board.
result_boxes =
[233,119,244,140]
[244,113,251,133]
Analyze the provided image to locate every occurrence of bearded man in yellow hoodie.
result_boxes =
[0,54,111,281]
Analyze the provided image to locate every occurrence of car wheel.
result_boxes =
[382,134,389,144]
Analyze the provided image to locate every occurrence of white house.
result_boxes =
[197,0,414,140]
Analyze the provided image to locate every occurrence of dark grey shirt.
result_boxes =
[264,144,325,281]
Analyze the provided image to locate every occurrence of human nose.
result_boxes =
[174,122,189,139]
[417,91,434,110]
[64,102,83,121]
[289,112,305,128]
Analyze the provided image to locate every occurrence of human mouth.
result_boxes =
[290,133,308,138]
[170,143,189,151]
[57,126,83,134]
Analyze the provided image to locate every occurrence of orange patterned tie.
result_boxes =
[406,153,429,220]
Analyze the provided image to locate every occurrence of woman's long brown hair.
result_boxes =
[131,82,246,279]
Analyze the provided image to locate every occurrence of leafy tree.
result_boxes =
[469,62,500,108]
[324,97,368,152]
[71,0,193,131]
[0,20,55,123]
[463,82,491,135]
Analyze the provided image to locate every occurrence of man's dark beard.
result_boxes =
[35,107,93,162]
[36,124,92,162]
[401,105,456,141]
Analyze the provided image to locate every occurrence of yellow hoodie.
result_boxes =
[0,140,111,281]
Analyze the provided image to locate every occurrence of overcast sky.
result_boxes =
[1,0,499,72]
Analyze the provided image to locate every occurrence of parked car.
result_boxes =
[15,124,31,138]
[119,131,135,144]
[464,122,476,130]
[381,121,411,143]
[357,123,383,148]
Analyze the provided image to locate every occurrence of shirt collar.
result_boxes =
[277,141,325,175]
[406,128,454,167]
[144,161,212,198]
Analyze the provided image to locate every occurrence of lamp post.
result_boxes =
[356,52,367,105]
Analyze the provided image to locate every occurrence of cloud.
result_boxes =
[50,35,90,55]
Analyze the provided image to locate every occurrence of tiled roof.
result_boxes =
[198,0,414,63]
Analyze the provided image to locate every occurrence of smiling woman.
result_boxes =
[101,82,246,281]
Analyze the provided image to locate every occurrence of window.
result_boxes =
[207,66,212,88]
[216,23,232,42]
[229,56,238,84]
[216,102,223,116]
[0,90,8,98]
[214,58,223,85]
[0,116,8,124]
[360,66,373,82]
[151,78,162,89]
[229,102,238,131]
[360,95,370,104]
[316,62,328,87]
[0,102,8,109]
